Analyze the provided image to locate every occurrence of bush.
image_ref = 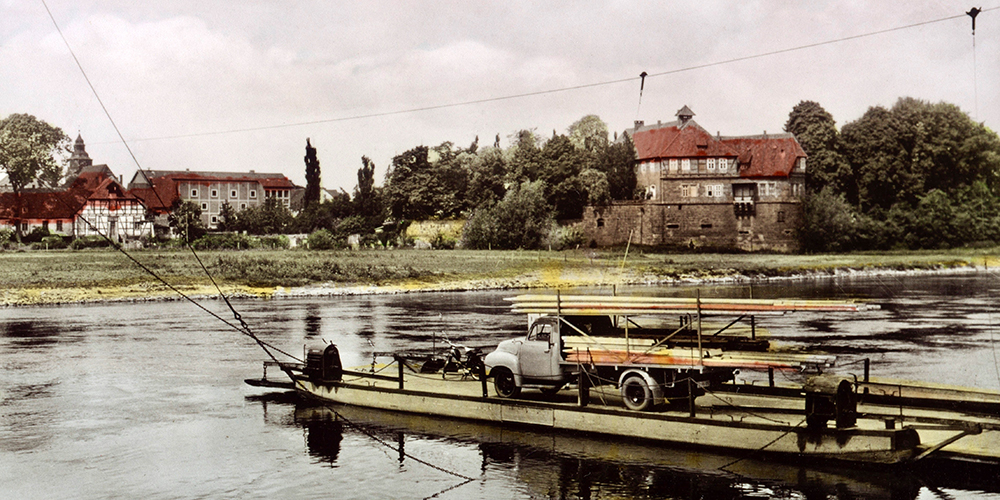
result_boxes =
[463,181,553,250]
[22,227,50,244]
[193,232,257,250]
[430,231,457,249]
[0,228,13,249]
[549,225,585,250]
[258,235,290,249]
[306,229,339,250]
[70,235,113,250]
[33,235,69,250]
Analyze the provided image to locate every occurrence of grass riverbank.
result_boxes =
[1,247,997,306]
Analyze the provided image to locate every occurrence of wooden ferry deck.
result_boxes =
[248,364,1000,466]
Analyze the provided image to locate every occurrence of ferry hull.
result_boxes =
[289,373,918,465]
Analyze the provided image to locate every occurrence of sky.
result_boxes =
[2,1,998,193]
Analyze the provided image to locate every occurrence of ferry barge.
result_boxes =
[247,294,1000,467]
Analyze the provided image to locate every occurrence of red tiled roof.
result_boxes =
[0,175,146,222]
[632,120,739,160]
[126,170,297,212]
[0,188,90,221]
[630,120,805,179]
[129,177,178,213]
[721,134,805,178]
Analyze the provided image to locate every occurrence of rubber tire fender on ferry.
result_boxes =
[492,367,521,398]
[621,374,655,411]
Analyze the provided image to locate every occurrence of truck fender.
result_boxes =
[618,369,665,406]
[483,350,523,386]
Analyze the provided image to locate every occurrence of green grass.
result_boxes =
[0,246,996,290]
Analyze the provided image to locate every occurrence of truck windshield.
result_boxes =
[528,323,552,342]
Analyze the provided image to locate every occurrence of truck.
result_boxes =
[483,294,867,411]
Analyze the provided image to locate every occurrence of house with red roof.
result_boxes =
[127,169,301,230]
[584,106,806,251]
[0,135,152,242]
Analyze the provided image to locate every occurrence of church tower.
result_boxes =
[68,134,93,176]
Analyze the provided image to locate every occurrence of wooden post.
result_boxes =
[397,356,404,390]
[687,377,696,417]
[768,367,774,387]
[864,358,870,383]
[577,369,589,407]
[696,290,704,365]
[480,362,488,398]
[750,315,756,340]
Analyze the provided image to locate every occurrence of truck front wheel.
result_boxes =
[493,367,521,398]
[621,374,654,411]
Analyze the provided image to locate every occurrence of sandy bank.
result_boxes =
[1,261,987,307]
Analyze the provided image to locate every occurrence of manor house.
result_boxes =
[583,106,806,252]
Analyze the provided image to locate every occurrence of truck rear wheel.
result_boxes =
[493,367,521,398]
[621,374,654,411]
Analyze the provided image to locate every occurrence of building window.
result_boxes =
[56,221,63,232]
[681,159,691,172]
[230,189,238,198]
[666,223,680,229]
[707,158,716,171]
[191,189,198,198]
[211,189,218,198]
[701,223,713,229]
[211,216,218,224]
[681,184,697,197]
[648,185,657,199]
[705,185,715,197]
[596,218,604,228]
[719,158,728,172]
[240,203,247,210]
[777,211,785,223]
[250,190,257,199]
[201,203,208,211]
[669,159,678,172]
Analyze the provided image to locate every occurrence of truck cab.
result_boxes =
[484,316,566,397]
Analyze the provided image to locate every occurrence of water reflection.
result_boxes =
[246,393,989,500]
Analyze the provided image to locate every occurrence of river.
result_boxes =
[2,271,1000,499]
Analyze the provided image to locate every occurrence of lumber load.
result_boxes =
[508,294,877,315]
[562,335,836,371]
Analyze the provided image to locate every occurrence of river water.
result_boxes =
[2,272,1000,499]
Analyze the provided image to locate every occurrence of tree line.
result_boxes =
[786,98,1000,252]
[291,114,637,249]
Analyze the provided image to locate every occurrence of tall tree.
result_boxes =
[0,114,69,241]
[466,147,508,208]
[303,138,321,209]
[354,156,380,219]
[783,101,852,197]
[598,133,637,200]
[463,180,553,249]
[567,114,609,154]
[168,201,206,243]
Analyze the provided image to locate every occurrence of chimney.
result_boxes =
[634,120,644,130]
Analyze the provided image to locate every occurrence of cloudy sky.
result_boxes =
[3,1,998,192]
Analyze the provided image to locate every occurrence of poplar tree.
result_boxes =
[304,138,321,209]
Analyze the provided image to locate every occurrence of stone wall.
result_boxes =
[583,200,801,252]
